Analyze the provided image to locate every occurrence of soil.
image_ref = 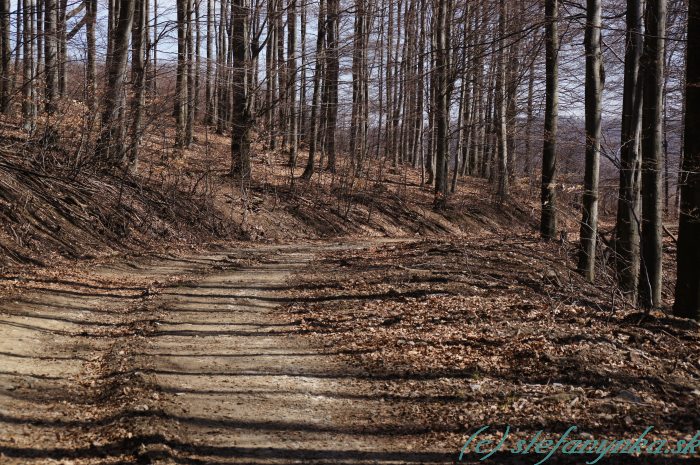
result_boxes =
[2,238,698,465]
[0,241,455,464]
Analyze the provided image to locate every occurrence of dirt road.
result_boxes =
[0,243,454,464]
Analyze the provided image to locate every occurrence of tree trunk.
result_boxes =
[673,0,700,320]
[129,0,146,170]
[85,0,97,109]
[496,0,508,201]
[194,0,201,120]
[540,0,559,240]
[577,0,603,281]
[185,0,195,144]
[386,0,394,166]
[299,0,307,143]
[432,0,449,207]
[0,0,11,112]
[265,0,277,147]
[287,0,298,167]
[22,0,36,132]
[35,0,42,104]
[95,0,135,165]
[638,0,666,309]
[151,0,157,93]
[44,0,57,112]
[205,0,213,124]
[616,0,644,302]
[11,0,21,104]
[230,0,252,181]
[301,0,326,180]
[175,0,188,147]
[323,0,339,172]
[55,0,65,96]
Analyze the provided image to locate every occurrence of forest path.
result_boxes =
[0,241,455,465]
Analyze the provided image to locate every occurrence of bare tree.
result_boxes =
[95,0,135,164]
[287,0,298,167]
[432,0,451,208]
[230,0,253,181]
[301,0,326,180]
[85,0,97,109]
[673,0,699,320]
[22,0,36,132]
[496,0,509,200]
[0,0,10,113]
[44,0,57,112]
[205,0,214,124]
[577,0,603,281]
[616,0,644,302]
[175,0,188,147]
[540,0,558,240]
[323,0,339,172]
[129,0,147,170]
[639,0,667,308]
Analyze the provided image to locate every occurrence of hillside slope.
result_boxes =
[0,116,536,269]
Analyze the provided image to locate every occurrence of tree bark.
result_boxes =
[323,0,339,172]
[301,0,326,180]
[638,0,666,308]
[129,0,146,170]
[22,0,36,132]
[287,0,298,167]
[95,0,135,165]
[185,0,195,145]
[205,0,214,124]
[577,0,603,281]
[56,0,66,96]
[673,0,699,320]
[230,0,252,181]
[85,0,97,109]
[616,0,644,302]
[151,0,157,93]
[175,0,188,147]
[540,0,559,240]
[496,0,508,201]
[432,0,450,208]
[0,0,11,112]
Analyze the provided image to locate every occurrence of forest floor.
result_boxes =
[0,237,698,465]
[1,113,698,464]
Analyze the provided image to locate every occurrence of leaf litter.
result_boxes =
[284,235,700,462]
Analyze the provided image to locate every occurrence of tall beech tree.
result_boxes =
[86,0,98,109]
[639,0,667,308]
[0,0,9,113]
[229,0,253,181]
[540,0,558,240]
[301,0,326,180]
[496,0,508,200]
[22,0,37,132]
[432,0,451,208]
[44,0,58,112]
[616,0,644,303]
[175,0,188,147]
[577,0,603,281]
[287,0,298,167]
[129,0,147,169]
[323,0,340,173]
[95,0,135,164]
[674,0,699,320]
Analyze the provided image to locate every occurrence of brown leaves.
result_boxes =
[285,236,700,451]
